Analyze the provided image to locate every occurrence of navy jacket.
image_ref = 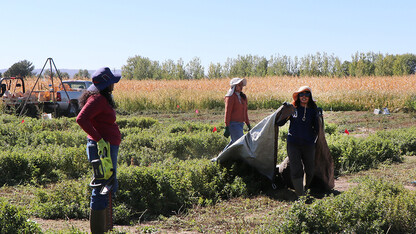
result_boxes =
[277,106,319,145]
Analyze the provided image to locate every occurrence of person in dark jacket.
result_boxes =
[77,67,121,233]
[277,86,319,197]
[223,78,251,150]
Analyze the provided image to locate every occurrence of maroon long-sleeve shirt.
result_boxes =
[76,94,121,146]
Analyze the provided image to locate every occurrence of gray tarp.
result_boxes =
[212,104,335,191]
[212,104,295,181]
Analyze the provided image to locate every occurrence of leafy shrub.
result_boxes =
[117,116,158,129]
[0,151,31,186]
[275,178,416,233]
[404,94,416,112]
[116,158,250,220]
[375,127,416,156]
[0,199,42,233]
[0,145,89,186]
[32,178,90,219]
[327,134,401,175]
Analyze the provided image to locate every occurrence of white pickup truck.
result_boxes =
[0,78,92,117]
[55,80,93,116]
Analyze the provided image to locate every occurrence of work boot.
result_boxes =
[292,177,304,197]
[90,209,106,234]
[105,206,113,232]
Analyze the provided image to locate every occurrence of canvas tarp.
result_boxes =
[212,104,335,191]
[212,104,295,181]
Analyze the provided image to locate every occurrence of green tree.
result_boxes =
[332,57,344,77]
[122,55,161,80]
[208,62,222,79]
[253,56,268,77]
[175,58,186,80]
[73,69,90,79]
[185,57,204,79]
[341,61,351,76]
[374,53,395,76]
[4,60,34,78]
[229,55,253,77]
[221,58,233,78]
[44,69,68,78]
[267,54,291,76]
[161,59,175,80]
[393,54,416,75]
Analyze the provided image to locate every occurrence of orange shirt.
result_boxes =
[224,93,250,126]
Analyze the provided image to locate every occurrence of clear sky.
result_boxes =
[1,0,414,71]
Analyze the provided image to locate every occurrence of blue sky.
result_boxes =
[1,0,414,71]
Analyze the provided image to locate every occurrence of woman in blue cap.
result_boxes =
[77,67,121,233]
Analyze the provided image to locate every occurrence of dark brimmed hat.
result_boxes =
[88,67,121,91]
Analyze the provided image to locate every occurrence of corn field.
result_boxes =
[19,75,416,112]
[110,75,416,112]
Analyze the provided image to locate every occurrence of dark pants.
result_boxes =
[287,142,315,180]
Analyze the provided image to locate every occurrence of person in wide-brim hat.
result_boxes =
[87,67,121,92]
[292,86,316,106]
[77,67,122,233]
[277,85,319,198]
[222,77,251,151]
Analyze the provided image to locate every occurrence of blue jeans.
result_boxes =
[87,139,119,210]
[223,121,244,151]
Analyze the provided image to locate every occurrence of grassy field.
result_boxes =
[0,109,415,233]
[2,75,416,233]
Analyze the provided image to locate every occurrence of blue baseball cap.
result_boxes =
[88,67,121,91]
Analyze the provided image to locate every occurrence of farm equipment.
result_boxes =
[0,58,90,117]
[0,76,40,117]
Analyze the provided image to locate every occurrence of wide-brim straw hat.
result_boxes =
[225,78,247,96]
[229,77,247,87]
[292,86,312,101]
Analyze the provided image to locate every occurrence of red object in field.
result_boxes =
[213,127,217,132]
[344,129,349,135]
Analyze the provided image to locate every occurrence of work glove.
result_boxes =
[97,138,113,180]
[223,126,230,138]
[247,124,252,131]
[97,138,110,158]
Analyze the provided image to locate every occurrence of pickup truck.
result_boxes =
[56,80,93,116]
[0,77,92,117]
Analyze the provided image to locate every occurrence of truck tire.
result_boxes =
[66,101,79,117]
[24,104,39,118]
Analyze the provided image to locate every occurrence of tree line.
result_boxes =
[2,52,416,80]
[0,60,90,79]
[122,52,416,80]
